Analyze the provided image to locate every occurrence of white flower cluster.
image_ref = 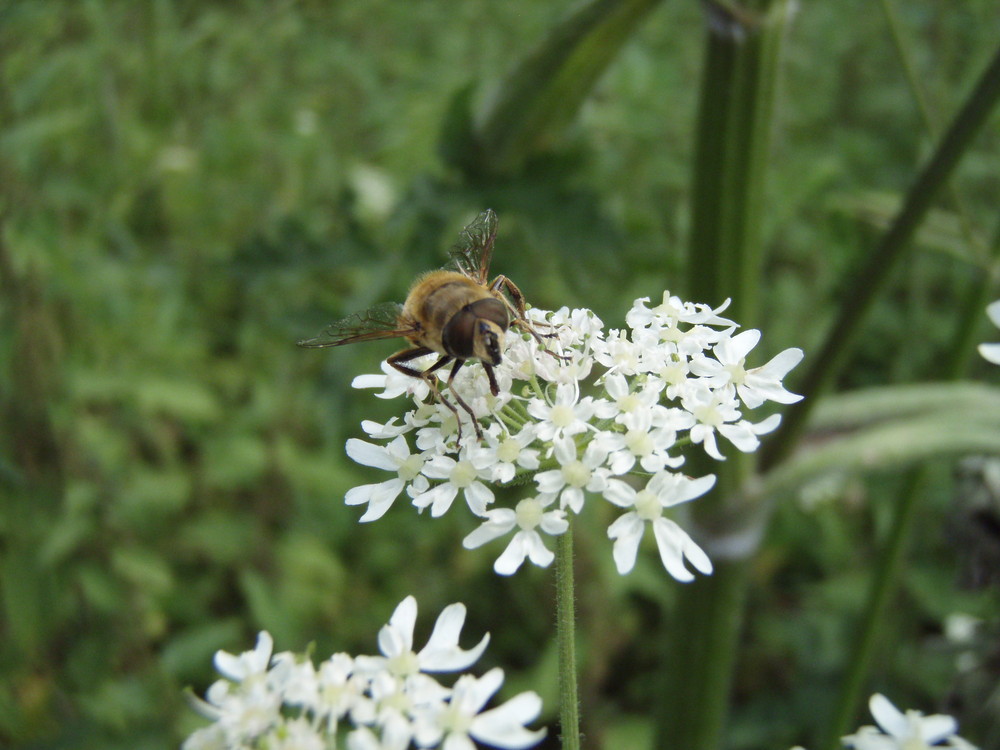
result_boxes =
[184,596,545,750]
[348,292,803,581]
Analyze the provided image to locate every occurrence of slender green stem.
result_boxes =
[555,524,580,750]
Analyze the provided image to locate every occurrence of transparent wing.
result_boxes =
[297,301,413,348]
[447,208,498,286]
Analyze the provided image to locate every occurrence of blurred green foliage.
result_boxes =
[1,1,998,748]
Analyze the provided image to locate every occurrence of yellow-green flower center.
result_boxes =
[497,438,522,464]
[562,460,590,488]
[550,404,575,428]
[634,489,661,521]
[515,498,544,530]
[451,461,477,488]
[399,454,424,481]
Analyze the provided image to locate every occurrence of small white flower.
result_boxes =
[413,452,496,517]
[463,494,568,574]
[978,300,1000,365]
[346,436,429,522]
[355,595,489,678]
[601,407,686,475]
[605,472,716,580]
[691,329,804,408]
[683,384,781,460]
[534,436,612,514]
[413,668,545,750]
[213,631,274,683]
[469,424,541,484]
[842,693,977,750]
[527,382,596,441]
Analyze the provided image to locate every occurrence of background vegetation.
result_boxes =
[1,1,998,748]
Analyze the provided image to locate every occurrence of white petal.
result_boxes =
[494,534,530,575]
[470,692,547,749]
[721,328,761,361]
[463,512,517,549]
[608,514,643,574]
[869,694,906,737]
[388,596,417,650]
[352,479,405,521]
[419,605,489,672]
[464,482,495,516]
[561,487,585,515]
[986,299,1000,327]
[718,422,760,453]
[346,438,397,471]
[649,520,695,582]
[535,469,565,494]
[603,479,637,508]
[919,714,959,744]
[522,532,555,568]
[980,342,1000,364]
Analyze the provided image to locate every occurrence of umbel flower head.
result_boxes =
[184,596,546,750]
[348,292,804,581]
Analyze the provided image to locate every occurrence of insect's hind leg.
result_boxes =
[388,346,438,378]
[388,349,477,443]
[443,359,483,441]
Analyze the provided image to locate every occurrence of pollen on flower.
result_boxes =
[725,362,747,385]
[450,461,478,488]
[515,497,544,529]
[549,404,576,428]
[387,650,420,677]
[625,429,654,457]
[399,455,424,481]
[497,437,523,464]
[692,401,724,427]
[562,460,591,488]
[633,490,661,521]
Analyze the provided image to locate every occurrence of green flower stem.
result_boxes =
[555,523,581,750]
[761,38,1000,472]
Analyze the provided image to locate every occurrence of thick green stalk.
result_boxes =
[555,525,580,750]
[657,2,791,748]
[761,40,1000,472]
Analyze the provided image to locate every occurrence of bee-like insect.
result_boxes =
[298,209,548,441]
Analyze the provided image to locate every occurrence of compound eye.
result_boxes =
[479,323,502,365]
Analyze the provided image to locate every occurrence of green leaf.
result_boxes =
[759,384,1000,499]
[470,0,662,176]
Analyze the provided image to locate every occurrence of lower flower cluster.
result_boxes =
[184,596,545,750]
[347,292,804,580]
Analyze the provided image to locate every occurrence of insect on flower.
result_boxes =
[298,210,553,441]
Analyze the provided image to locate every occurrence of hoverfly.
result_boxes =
[298,209,550,441]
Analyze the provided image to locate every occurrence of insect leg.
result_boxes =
[387,346,437,379]
[389,349,471,442]
[483,363,499,396]
[445,359,483,441]
[489,275,568,361]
